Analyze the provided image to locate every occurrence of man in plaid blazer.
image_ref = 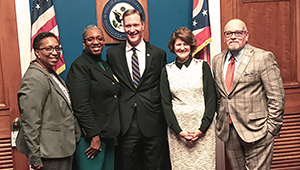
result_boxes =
[212,19,285,170]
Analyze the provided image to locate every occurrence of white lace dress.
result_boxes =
[165,59,216,170]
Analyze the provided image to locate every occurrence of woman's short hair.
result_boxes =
[167,27,197,54]
[82,25,103,40]
[33,32,60,50]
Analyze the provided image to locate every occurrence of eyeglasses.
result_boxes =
[38,46,63,53]
[224,30,247,38]
[84,37,105,43]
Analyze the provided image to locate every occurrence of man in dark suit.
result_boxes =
[106,9,169,170]
[212,19,285,170]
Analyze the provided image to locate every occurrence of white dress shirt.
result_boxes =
[223,47,245,80]
[126,40,146,80]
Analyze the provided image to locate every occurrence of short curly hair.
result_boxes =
[167,27,197,54]
[32,32,60,50]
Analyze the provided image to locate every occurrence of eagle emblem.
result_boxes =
[102,0,145,40]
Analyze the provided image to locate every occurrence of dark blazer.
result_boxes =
[16,62,78,167]
[106,41,167,137]
[67,50,120,139]
[212,44,285,143]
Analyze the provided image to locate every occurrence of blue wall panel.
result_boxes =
[30,0,192,80]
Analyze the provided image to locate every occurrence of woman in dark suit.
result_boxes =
[16,32,78,170]
[66,25,120,170]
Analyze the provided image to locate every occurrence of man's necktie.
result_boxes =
[225,55,235,124]
[131,47,140,88]
[225,56,235,92]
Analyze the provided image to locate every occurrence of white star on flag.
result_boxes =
[202,9,207,16]
[36,4,40,10]
[193,20,197,26]
[192,0,212,65]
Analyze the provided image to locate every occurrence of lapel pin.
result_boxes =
[243,56,249,64]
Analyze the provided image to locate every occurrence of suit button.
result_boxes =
[112,82,115,85]
[114,95,117,98]
[132,103,137,109]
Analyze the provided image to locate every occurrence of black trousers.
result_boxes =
[116,113,170,170]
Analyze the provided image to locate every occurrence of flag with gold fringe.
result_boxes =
[192,0,211,66]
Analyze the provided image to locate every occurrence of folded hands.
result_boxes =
[179,130,204,141]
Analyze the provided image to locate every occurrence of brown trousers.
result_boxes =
[225,126,274,170]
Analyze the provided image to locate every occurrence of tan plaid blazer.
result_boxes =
[212,43,285,143]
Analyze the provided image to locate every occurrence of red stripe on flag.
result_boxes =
[192,0,211,64]
[193,0,199,9]
[53,54,65,74]
[194,26,211,47]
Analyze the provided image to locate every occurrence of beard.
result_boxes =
[227,42,243,53]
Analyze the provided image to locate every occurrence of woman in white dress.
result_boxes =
[160,27,217,170]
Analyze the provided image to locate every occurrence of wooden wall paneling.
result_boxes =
[237,0,294,85]
[296,0,300,85]
[0,47,8,109]
[221,0,300,169]
[284,89,300,114]
[0,138,13,169]
[272,87,300,170]
[272,112,300,169]
[220,0,234,51]
[0,116,13,169]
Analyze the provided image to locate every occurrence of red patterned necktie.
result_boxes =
[225,56,235,124]
[225,56,235,92]
[131,47,140,88]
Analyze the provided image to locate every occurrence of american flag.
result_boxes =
[191,0,212,66]
[31,0,65,74]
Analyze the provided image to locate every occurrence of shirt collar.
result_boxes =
[175,55,192,69]
[226,46,245,62]
[126,40,145,52]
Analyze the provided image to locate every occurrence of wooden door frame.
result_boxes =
[0,0,28,169]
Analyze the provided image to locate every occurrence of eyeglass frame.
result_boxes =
[38,46,63,53]
[224,30,248,38]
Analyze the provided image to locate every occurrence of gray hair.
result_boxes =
[82,25,103,40]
